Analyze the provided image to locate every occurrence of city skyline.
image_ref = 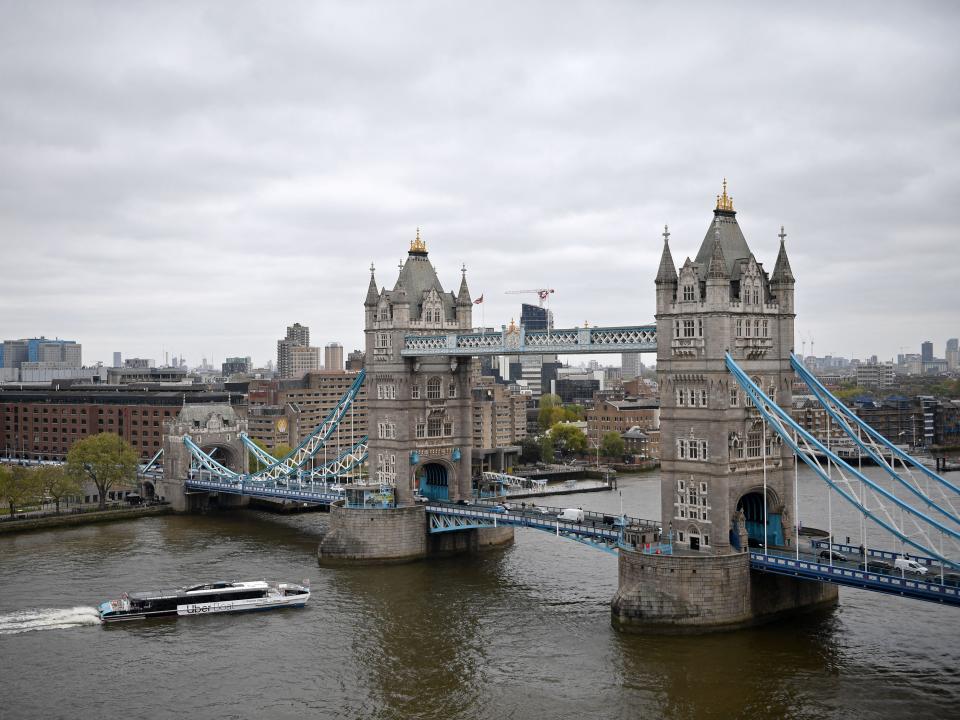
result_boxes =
[1,3,958,367]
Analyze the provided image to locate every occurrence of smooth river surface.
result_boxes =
[1,468,958,720]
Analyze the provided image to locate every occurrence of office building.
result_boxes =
[325,342,344,371]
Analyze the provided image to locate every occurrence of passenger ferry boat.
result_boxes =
[98,580,310,623]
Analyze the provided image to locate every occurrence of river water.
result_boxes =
[1,467,958,720]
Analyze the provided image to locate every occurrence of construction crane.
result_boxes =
[505,288,555,307]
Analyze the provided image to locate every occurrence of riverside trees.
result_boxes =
[66,433,139,510]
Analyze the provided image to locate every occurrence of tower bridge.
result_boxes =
[160,182,959,630]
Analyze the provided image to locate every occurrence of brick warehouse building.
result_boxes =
[0,386,245,461]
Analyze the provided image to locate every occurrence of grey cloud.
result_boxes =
[1,1,958,365]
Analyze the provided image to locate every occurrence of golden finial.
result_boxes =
[715,178,734,212]
[410,226,427,253]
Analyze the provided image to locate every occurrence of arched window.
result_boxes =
[427,376,442,399]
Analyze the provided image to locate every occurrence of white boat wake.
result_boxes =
[0,606,101,635]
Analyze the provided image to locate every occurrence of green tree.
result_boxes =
[66,433,139,510]
[564,404,584,421]
[539,434,555,464]
[35,465,80,514]
[271,443,295,460]
[601,431,626,458]
[0,465,43,516]
[538,394,566,431]
[550,423,588,458]
[520,436,541,464]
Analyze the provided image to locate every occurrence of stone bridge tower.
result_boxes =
[612,182,837,632]
[158,404,248,512]
[655,180,798,554]
[364,230,476,505]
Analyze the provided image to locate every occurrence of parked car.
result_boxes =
[819,549,847,562]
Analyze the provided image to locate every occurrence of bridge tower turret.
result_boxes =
[364,230,475,505]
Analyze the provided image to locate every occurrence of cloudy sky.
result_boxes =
[2,1,957,368]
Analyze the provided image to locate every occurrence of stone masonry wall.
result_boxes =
[611,549,753,633]
[318,504,428,565]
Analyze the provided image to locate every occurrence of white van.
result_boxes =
[557,508,584,523]
[894,557,928,576]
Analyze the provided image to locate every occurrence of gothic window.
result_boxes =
[448,382,457,398]
[427,377,442,400]
[674,320,680,338]
[730,387,739,406]
[377,421,396,439]
[376,384,396,400]
[736,318,743,337]
[378,305,390,321]
[683,285,695,301]
[768,382,776,399]
[443,421,453,436]
[676,389,686,407]
[677,440,686,459]
[699,389,708,407]
[375,333,391,348]
[687,389,696,406]
[415,422,426,439]
[761,319,769,338]
[745,319,752,338]
[697,319,703,337]
[411,384,421,399]
[682,320,696,338]
[427,417,443,437]
[746,431,762,458]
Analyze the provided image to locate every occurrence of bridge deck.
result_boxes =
[185,478,345,504]
[750,551,960,607]
[426,501,659,553]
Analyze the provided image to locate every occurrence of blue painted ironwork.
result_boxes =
[750,551,960,607]
[790,353,960,522]
[725,353,960,570]
[185,474,345,504]
[425,501,657,555]
[218,369,366,480]
[401,324,656,357]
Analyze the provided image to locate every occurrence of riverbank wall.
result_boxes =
[0,504,173,535]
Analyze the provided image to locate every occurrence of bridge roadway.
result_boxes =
[426,500,659,554]
[184,477,347,504]
[750,545,960,607]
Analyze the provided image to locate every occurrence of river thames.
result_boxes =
[1,468,958,720]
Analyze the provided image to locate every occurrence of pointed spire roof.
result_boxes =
[771,225,795,283]
[694,180,753,280]
[364,262,379,306]
[707,220,729,279]
[456,264,472,305]
[655,225,678,284]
